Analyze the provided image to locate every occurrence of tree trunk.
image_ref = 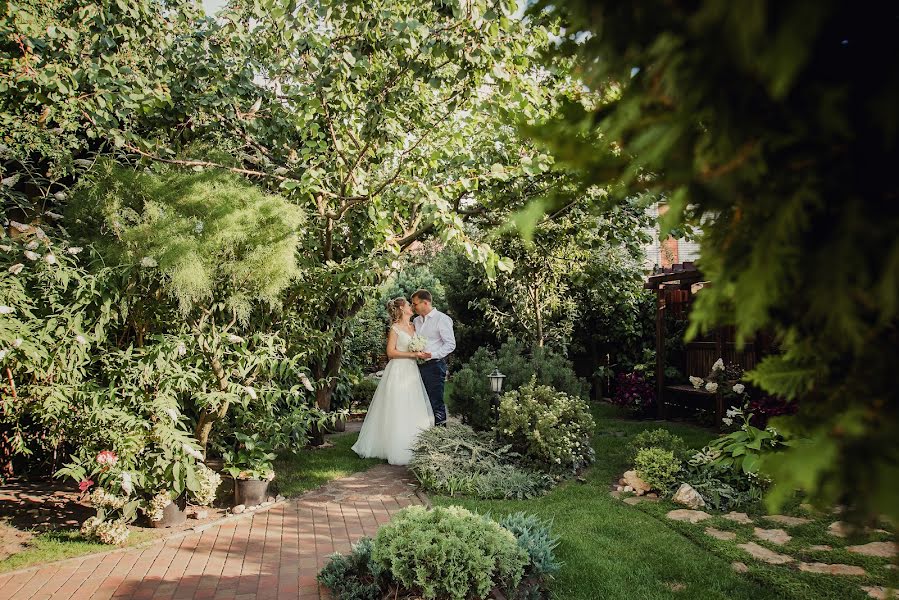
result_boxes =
[194,355,230,452]
[534,286,544,348]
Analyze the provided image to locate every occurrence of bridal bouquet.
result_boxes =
[407,334,428,355]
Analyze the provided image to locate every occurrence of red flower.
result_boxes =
[96,450,118,466]
[78,479,94,492]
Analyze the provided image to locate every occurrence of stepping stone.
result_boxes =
[847,541,898,558]
[737,542,794,564]
[828,521,850,537]
[731,561,749,573]
[666,509,712,524]
[754,527,791,545]
[705,527,737,541]
[863,586,898,599]
[798,562,866,576]
[723,512,753,525]
[609,491,622,499]
[764,515,811,527]
[809,545,833,551]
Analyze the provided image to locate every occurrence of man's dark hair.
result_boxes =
[411,289,432,302]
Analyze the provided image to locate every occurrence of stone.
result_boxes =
[617,486,624,492]
[862,586,898,600]
[672,483,706,509]
[666,509,712,524]
[276,495,285,502]
[763,515,811,527]
[610,491,622,499]
[828,521,850,537]
[705,527,737,541]
[247,505,258,511]
[622,470,651,496]
[267,496,276,503]
[753,527,791,545]
[647,493,658,499]
[798,562,866,576]
[619,478,627,486]
[232,504,245,514]
[723,512,753,525]
[731,561,749,573]
[737,542,794,565]
[809,545,833,551]
[623,486,633,493]
[846,541,898,558]
[194,509,209,520]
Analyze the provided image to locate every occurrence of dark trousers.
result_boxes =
[419,359,447,425]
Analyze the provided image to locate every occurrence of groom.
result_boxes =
[411,289,455,426]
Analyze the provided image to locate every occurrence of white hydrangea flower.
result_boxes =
[245,386,257,400]
[23,250,40,261]
[176,341,187,356]
[183,443,204,461]
[13,338,22,348]
[298,372,314,392]
[689,376,704,389]
[0,306,14,314]
[9,263,24,274]
[75,334,87,345]
[44,253,57,265]
[66,247,83,255]
[732,383,745,394]
[147,492,172,521]
[164,407,179,422]
[140,256,157,268]
[227,334,244,344]
[25,240,39,250]
[722,417,733,426]
[705,382,719,393]
[121,472,133,496]
[712,358,725,372]
[95,519,130,545]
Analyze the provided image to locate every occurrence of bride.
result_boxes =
[352,297,434,465]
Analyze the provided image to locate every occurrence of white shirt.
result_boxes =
[413,309,456,361]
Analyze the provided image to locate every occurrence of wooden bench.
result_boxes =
[663,384,723,426]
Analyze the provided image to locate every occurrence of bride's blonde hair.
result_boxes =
[386,297,408,323]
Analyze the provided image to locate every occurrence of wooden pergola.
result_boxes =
[644,262,765,427]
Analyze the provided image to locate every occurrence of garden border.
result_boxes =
[0,496,291,579]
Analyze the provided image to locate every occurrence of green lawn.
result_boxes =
[273,431,380,497]
[0,529,154,574]
[430,404,897,600]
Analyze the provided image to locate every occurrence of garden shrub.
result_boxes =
[499,512,561,579]
[681,462,764,512]
[610,371,654,414]
[633,447,682,493]
[497,379,595,473]
[350,377,379,410]
[625,429,691,463]
[409,424,551,499]
[448,340,589,431]
[371,505,527,600]
[317,537,386,600]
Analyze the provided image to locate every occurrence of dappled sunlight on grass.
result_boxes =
[273,432,382,498]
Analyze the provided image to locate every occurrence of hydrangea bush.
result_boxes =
[497,379,596,473]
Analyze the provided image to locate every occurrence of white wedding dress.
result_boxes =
[352,325,435,465]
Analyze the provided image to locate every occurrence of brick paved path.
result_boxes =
[0,465,422,600]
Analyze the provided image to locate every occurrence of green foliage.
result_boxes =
[625,429,691,463]
[497,379,596,473]
[704,420,787,476]
[371,505,527,600]
[681,463,764,512]
[409,423,551,500]
[498,512,561,579]
[633,448,681,493]
[530,0,899,523]
[223,432,276,481]
[317,538,386,600]
[68,161,303,319]
[448,339,589,431]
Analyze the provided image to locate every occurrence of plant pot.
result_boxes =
[333,415,346,432]
[234,478,270,506]
[204,458,225,472]
[148,495,187,528]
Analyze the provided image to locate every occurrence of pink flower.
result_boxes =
[96,450,118,466]
[78,479,94,493]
